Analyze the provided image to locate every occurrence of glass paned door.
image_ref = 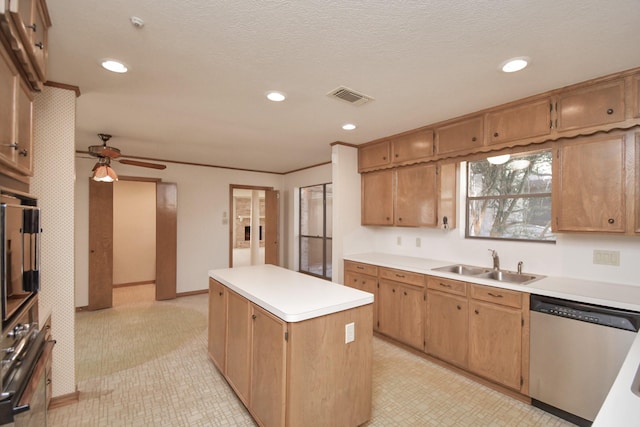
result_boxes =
[299,183,332,279]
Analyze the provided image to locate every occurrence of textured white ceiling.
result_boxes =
[47,0,640,173]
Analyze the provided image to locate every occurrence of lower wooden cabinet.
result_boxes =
[344,261,378,330]
[225,290,251,404]
[378,277,425,351]
[208,278,226,372]
[426,288,468,369]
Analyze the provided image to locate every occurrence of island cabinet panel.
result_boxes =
[208,279,227,372]
[344,261,378,330]
[486,98,551,146]
[225,290,251,405]
[435,115,484,155]
[555,78,625,131]
[287,304,373,427]
[553,133,626,233]
[251,305,287,427]
[426,289,468,369]
[358,140,390,172]
[391,129,434,164]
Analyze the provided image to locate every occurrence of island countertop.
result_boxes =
[209,264,374,323]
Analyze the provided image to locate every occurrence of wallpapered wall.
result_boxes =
[31,86,77,398]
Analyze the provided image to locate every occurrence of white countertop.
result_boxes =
[209,264,373,322]
[345,252,640,426]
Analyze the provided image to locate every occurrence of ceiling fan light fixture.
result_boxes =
[101,59,128,73]
[92,159,118,182]
[487,154,511,165]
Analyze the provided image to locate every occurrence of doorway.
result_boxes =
[229,185,279,268]
[88,178,177,310]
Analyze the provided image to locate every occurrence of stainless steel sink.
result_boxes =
[431,264,544,285]
[432,264,490,276]
[474,270,541,284]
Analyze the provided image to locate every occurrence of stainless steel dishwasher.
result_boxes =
[530,294,640,426]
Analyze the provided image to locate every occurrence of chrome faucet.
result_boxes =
[488,249,500,271]
[517,261,523,274]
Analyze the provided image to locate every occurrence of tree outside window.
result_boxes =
[466,150,555,242]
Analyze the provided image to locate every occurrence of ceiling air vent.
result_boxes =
[327,86,374,106]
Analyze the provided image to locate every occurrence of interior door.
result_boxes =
[156,182,177,300]
[88,179,113,310]
[264,189,279,265]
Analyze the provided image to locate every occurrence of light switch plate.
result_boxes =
[345,322,355,343]
[593,249,620,266]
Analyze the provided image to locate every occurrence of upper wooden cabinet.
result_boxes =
[0,41,33,178]
[361,169,394,225]
[395,163,437,227]
[555,79,625,131]
[391,129,434,164]
[553,133,627,233]
[435,115,484,156]
[486,98,552,146]
[0,0,51,90]
[358,140,390,172]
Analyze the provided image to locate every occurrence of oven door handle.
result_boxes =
[12,403,30,415]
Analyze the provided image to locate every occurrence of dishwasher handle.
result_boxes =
[531,294,640,332]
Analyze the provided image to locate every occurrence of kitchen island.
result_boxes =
[208,264,374,427]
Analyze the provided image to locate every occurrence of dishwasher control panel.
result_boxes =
[531,295,640,332]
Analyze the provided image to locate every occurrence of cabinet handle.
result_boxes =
[457,305,461,310]
[26,23,37,32]
[395,274,405,278]
[392,289,396,293]
[606,108,614,115]
[218,291,223,296]
[361,280,366,285]
[395,153,399,158]
[474,309,479,314]
[471,136,477,142]
[488,292,503,298]
[608,218,615,224]
[403,291,407,296]
[382,156,387,160]
[398,217,402,221]
[35,42,44,50]
[252,314,257,320]
[18,149,28,157]
[356,266,364,270]
[439,283,452,288]
[493,132,499,138]
[6,143,18,150]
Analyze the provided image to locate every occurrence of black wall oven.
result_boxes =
[0,194,40,329]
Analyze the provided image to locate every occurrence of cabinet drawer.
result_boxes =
[427,277,467,297]
[379,267,424,287]
[344,260,377,276]
[470,284,522,309]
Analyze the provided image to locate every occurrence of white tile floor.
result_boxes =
[48,285,575,426]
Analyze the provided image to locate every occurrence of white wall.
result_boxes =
[75,158,285,306]
[113,181,156,284]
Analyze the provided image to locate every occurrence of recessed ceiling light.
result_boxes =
[101,59,128,73]
[500,57,529,73]
[266,91,286,102]
[342,123,357,131]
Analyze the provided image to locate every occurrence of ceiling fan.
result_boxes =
[87,133,167,170]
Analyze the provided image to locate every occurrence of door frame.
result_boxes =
[228,185,278,268]
[88,176,177,309]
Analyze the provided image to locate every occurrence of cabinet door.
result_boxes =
[553,134,626,232]
[556,79,625,131]
[435,116,484,155]
[225,291,251,404]
[15,78,33,174]
[361,169,393,225]
[437,162,457,229]
[377,279,401,339]
[395,163,437,227]
[8,0,50,85]
[391,129,434,164]
[426,290,468,368]
[0,42,18,167]
[208,279,226,372]
[344,270,378,330]
[358,140,390,171]
[469,300,522,390]
[397,283,425,350]
[486,99,551,145]
[251,305,287,427]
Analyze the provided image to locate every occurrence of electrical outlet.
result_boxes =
[345,322,355,343]
[416,237,421,248]
[396,236,402,246]
[593,250,620,266]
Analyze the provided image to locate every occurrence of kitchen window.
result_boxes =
[466,150,555,242]
[299,183,332,279]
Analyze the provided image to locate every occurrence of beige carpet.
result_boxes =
[75,289,207,381]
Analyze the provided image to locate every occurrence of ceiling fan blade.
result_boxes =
[118,159,167,170]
